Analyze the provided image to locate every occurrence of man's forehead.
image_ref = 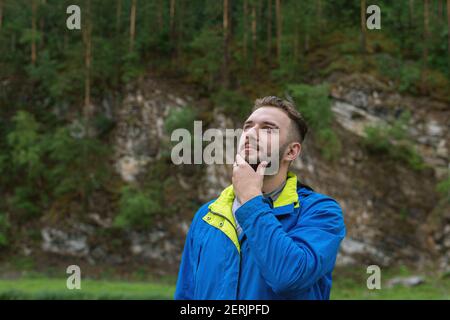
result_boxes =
[245,106,290,125]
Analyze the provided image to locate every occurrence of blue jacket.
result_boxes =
[175,172,346,300]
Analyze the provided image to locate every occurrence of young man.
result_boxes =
[174,96,346,300]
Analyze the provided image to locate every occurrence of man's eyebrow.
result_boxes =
[243,120,279,127]
[261,121,279,127]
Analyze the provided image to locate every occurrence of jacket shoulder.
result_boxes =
[298,187,341,211]
[190,199,216,227]
[297,187,345,235]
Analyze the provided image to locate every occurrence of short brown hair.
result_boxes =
[253,96,308,143]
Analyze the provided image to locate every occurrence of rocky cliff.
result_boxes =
[38,73,449,275]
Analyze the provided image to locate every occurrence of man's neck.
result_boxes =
[262,167,289,194]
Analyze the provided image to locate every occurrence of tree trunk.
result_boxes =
[223,0,230,88]
[275,0,281,64]
[177,0,184,60]
[116,0,122,32]
[316,0,322,31]
[251,3,257,66]
[360,0,367,55]
[294,3,299,63]
[129,0,136,53]
[39,0,46,48]
[267,0,272,59]
[422,0,430,93]
[243,0,248,60]
[445,0,450,74]
[31,0,37,65]
[83,0,92,121]
[409,0,414,28]
[157,0,163,32]
[170,0,175,41]
[0,0,3,31]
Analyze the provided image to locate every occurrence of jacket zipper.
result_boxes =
[208,209,242,299]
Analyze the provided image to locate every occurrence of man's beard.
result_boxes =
[244,142,288,172]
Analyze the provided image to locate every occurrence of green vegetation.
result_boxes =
[113,185,162,230]
[0,0,448,290]
[0,1,447,242]
[0,267,448,300]
[0,278,174,300]
[437,173,450,203]
[287,83,342,160]
[164,106,197,134]
[0,212,9,247]
[0,110,113,244]
[331,275,450,300]
[212,90,252,120]
[362,112,425,171]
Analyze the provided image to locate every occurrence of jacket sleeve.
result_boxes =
[174,223,196,299]
[235,194,346,296]
[174,203,208,300]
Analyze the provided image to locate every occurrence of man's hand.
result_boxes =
[232,153,268,204]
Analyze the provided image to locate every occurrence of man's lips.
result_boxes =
[244,143,255,150]
[244,143,262,152]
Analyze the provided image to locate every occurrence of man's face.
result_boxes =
[238,107,291,171]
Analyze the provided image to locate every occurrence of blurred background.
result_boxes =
[0,0,449,299]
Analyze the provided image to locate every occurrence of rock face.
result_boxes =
[113,78,193,183]
[386,276,425,288]
[326,74,449,270]
[41,227,90,257]
[330,74,449,180]
[40,73,449,274]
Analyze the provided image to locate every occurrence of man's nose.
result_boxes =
[245,127,259,145]
[247,125,260,139]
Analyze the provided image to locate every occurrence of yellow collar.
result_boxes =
[203,172,300,253]
[208,171,299,223]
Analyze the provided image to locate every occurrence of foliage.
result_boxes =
[437,173,450,204]
[287,83,341,160]
[113,185,162,230]
[3,111,113,228]
[363,112,425,171]
[187,27,223,90]
[212,89,251,120]
[45,125,112,199]
[7,111,45,179]
[0,212,10,247]
[164,106,197,134]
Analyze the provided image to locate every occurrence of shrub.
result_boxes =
[437,174,450,204]
[212,89,251,120]
[7,111,45,179]
[398,63,421,94]
[287,83,341,160]
[0,212,9,247]
[164,106,197,135]
[363,112,425,171]
[114,186,161,230]
[45,126,112,199]
[188,28,222,89]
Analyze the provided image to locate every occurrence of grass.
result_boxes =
[0,268,448,300]
[0,278,175,300]
[331,272,450,300]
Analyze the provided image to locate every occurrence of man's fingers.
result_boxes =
[256,161,268,176]
[235,153,247,166]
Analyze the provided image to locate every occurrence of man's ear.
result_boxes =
[284,142,302,162]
